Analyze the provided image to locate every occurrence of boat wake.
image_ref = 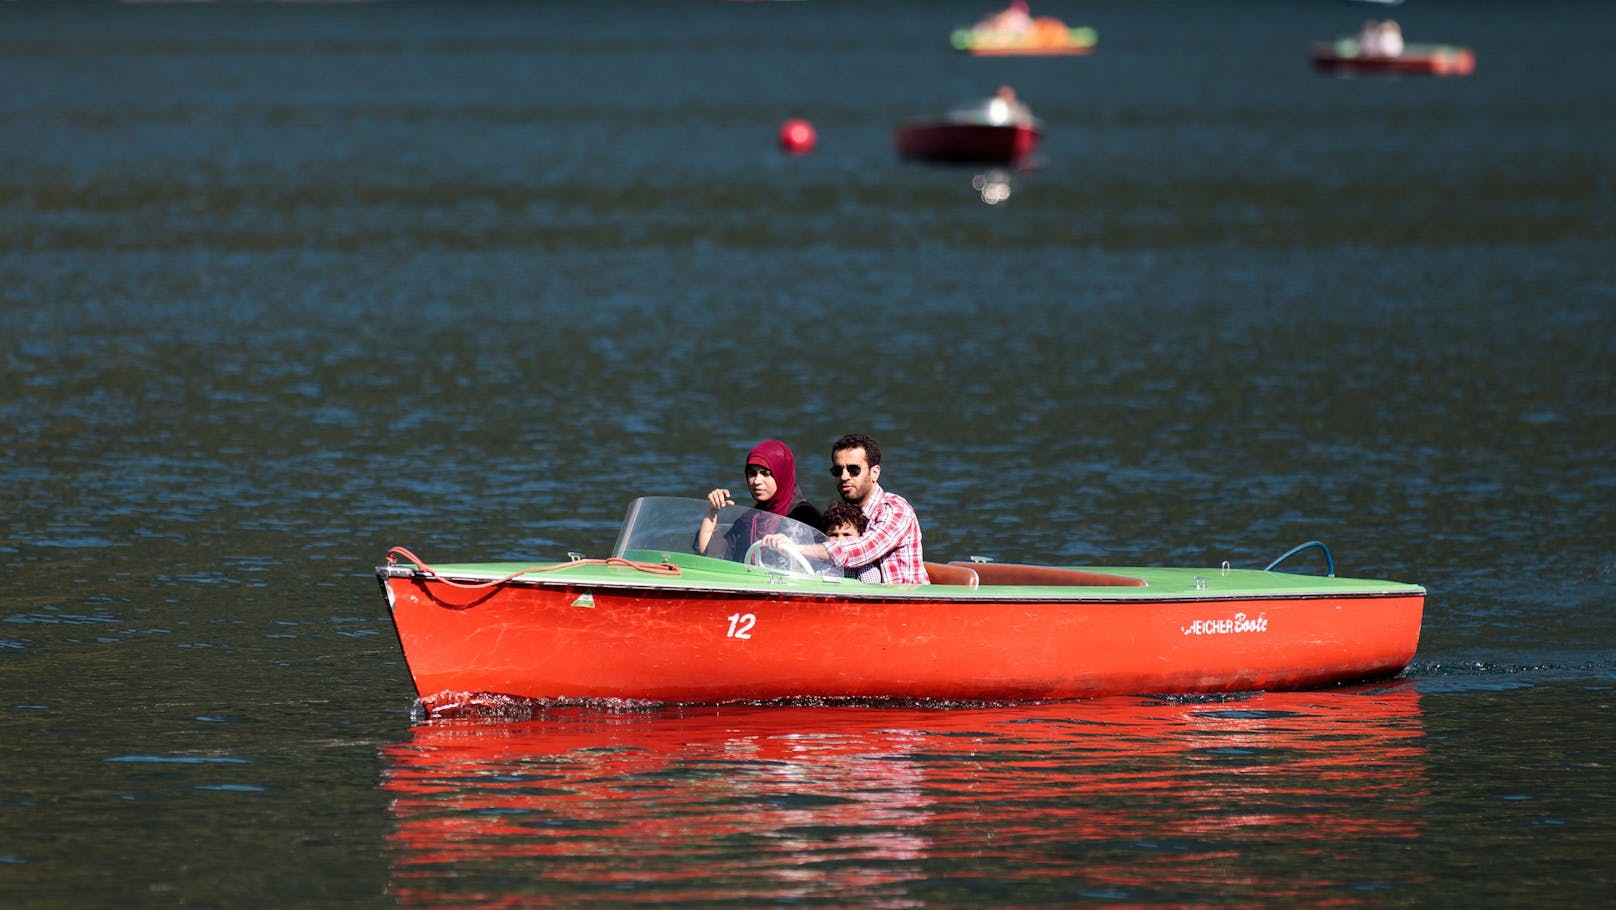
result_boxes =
[411,692,669,722]
[409,688,1378,723]
[412,690,1132,723]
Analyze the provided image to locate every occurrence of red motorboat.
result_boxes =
[894,88,1042,166]
[377,497,1426,716]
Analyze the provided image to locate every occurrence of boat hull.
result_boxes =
[894,122,1040,165]
[380,559,1424,711]
[1310,42,1476,76]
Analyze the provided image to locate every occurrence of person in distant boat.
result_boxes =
[695,439,824,559]
[986,85,1033,126]
[979,0,1033,34]
[1377,20,1404,57]
[1358,18,1403,57]
[760,433,929,585]
[1357,18,1382,55]
[822,500,877,582]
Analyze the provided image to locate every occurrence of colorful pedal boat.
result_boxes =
[952,23,1097,57]
[377,498,1426,716]
[1310,39,1476,76]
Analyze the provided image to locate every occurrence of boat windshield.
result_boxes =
[610,496,846,580]
[947,96,1039,127]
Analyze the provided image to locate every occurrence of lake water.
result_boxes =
[3,0,1613,906]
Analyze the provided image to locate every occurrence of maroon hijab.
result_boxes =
[746,440,798,516]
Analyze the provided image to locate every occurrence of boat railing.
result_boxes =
[1264,540,1336,577]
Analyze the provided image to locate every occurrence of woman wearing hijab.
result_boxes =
[695,439,824,558]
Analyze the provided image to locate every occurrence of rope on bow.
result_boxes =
[385,545,680,590]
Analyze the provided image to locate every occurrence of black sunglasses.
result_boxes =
[829,464,864,478]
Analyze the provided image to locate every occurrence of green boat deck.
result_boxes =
[383,549,1424,603]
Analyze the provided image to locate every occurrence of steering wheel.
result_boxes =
[743,539,816,577]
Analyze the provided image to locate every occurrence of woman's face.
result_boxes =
[745,464,778,504]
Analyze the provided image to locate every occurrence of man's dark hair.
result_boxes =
[822,501,868,534]
[832,433,881,467]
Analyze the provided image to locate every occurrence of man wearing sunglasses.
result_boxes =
[761,433,930,585]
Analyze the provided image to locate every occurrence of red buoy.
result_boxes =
[778,118,816,155]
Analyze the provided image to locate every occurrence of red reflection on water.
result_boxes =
[382,686,1427,906]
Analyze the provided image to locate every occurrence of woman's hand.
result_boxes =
[705,488,735,516]
[695,488,737,554]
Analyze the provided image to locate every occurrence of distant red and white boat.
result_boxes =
[1310,39,1476,76]
[894,88,1042,166]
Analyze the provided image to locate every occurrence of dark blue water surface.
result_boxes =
[3,1,1613,906]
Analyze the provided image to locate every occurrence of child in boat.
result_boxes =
[822,501,877,582]
[824,501,867,541]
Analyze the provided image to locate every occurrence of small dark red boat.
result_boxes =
[894,89,1042,166]
[1310,39,1476,76]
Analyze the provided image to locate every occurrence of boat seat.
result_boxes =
[950,561,1146,588]
[923,562,980,589]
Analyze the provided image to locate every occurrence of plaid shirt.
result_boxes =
[823,486,930,585]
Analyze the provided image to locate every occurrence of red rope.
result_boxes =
[384,545,680,590]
